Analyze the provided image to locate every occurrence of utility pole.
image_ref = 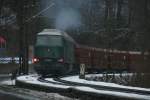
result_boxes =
[23,1,30,75]
[18,0,29,75]
[18,0,24,75]
[17,0,54,75]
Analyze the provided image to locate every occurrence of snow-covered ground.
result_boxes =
[0,74,15,85]
[16,74,150,100]
[0,79,15,85]
[85,73,150,88]
[0,74,78,100]
[17,74,70,89]
[74,86,150,100]
[0,85,78,100]
[62,75,150,92]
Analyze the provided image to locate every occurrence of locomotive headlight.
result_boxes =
[32,58,39,63]
[58,58,64,63]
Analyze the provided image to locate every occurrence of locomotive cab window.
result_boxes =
[36,35,63,46]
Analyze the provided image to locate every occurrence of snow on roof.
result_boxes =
[77,45,147,55]
[37,29,62,36]
[37,29,76,43]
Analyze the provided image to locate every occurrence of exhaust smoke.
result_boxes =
[55,8,82,31]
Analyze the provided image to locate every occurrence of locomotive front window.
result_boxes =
[36,35,62,46]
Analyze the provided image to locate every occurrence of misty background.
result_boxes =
[0,0,150,57]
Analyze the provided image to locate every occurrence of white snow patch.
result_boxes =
[17,75,70,89]
[0,79,15,85]
[62,75,150,92]
[16,74,150,100]
[85,73,134,77]
[73,86,150,100]
[45,78,63,84]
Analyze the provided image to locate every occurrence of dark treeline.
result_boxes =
[0,0,150,56]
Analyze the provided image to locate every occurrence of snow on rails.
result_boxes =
[16,74,150,100]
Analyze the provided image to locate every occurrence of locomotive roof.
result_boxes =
[37,29,62,35]
[37,29,76,43]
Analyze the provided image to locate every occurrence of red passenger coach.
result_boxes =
[75,44,148,73]
[75,46,92,66]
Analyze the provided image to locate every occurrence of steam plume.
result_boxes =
[55,8,82,30]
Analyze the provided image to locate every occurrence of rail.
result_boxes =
[16,75,150,100]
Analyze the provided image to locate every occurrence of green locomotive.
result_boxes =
[33,29,76,76]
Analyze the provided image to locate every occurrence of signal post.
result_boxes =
[79,64,86,79]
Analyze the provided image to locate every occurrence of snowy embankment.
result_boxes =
[17,74,70,89]
[0,75,77,100]
[0,85,77,100]
[0,79,15,85]
[16,74,150,100]
[0,74,15,85]
[62,75,150,92]
[85,73,150,88]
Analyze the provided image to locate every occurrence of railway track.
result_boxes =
[52,77,150,96]
[16,75,150,100]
